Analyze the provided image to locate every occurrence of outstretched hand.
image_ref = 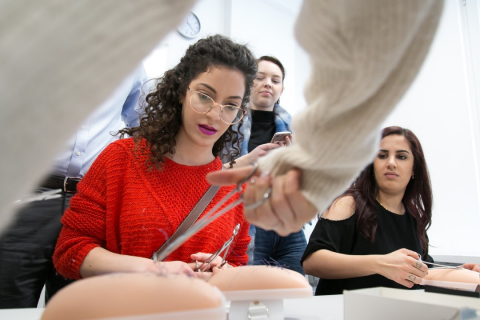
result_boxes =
[189,252,230,281]
[190,252,232,272]
[231,143,280,168]
[207,165,317,236]
[376,248,428,288]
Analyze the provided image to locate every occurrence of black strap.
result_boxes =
[152,184,220,260]
[40,175,81,193]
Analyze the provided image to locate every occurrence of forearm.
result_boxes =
[227,153,251,168]
[0,0,198,235]
[79,247,155,278]
[303,249,379,279]
[258,0,443,212]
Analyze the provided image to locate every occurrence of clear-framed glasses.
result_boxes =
[188,88,245,125]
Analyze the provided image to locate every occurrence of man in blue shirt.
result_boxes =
[0,65,147,308]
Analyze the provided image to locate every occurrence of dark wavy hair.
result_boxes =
[337,126,433,255]
[257,55,285,104]
[119,35,257,168]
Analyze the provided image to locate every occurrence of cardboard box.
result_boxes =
[344,287,480,320]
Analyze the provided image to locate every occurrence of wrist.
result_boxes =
[370,255,383,276]
[139,258,158,273]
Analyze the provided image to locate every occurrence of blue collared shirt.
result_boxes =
[52,65,147,178]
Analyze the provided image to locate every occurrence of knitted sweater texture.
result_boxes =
[53,138,250,279]
[258,0,444,215]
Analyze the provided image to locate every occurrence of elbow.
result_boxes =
[302,251,329,279]
[52,244,83,280]
[302,255,318,277]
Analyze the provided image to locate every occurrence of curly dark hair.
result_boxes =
[119,35,257,168]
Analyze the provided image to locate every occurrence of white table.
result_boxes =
[0,295,344,320]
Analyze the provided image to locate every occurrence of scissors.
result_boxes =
[418,255,464,270]
[195,223,240,272]
[152,162,268,262]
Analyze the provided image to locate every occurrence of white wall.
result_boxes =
[143,0,227,78]
[383,0,480,259]
[144,0,480,259]
[144,0,308,115]
[227,0,308,116]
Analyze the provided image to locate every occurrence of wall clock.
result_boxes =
[177,12,201,39]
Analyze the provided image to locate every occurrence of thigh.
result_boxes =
[0,192,66,308]
[253,227,277,265]
[273,230,307,275]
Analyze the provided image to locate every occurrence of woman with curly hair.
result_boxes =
[53,35,257,281]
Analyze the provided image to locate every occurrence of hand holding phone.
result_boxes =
[271,131,292,144]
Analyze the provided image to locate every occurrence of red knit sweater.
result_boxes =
[53,138,250,279]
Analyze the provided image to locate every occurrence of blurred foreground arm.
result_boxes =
[0,0,197,233]
[256,0,444,217]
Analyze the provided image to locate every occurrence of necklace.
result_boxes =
[376,199,405,215]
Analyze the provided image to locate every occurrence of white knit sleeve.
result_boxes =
[0,0,197,231]
[258,0,444,214]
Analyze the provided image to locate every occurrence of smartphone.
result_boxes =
[271,131,292,144]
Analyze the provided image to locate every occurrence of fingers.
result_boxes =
[190,252,223,271]
[269,173,295,235]
[411,259,428,274]
[403,248,422,260]
[181,265,196,277]
[463,263,480,272]
[190,252,211,262]
[399,249,428,276]
[244,174,280,230]
[383,249,429,287]
[207,165,260,186]
[260,143,281,151]
[395,269,424,288]
[282,169,317,229]
[156,261,195,277]
[244,169,316,236]
[210,165,315,236]
[285,135,293,146]
[399,274,420,287]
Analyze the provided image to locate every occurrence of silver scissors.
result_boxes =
[153,162,269,262]
[418,255,464,270]
[422,261,464,270]
[196,223,240,272]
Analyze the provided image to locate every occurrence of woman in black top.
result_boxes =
[302,126,434,295]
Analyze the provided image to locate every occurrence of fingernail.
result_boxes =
[260,171,270,178]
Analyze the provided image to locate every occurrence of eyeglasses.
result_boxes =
[187,88,245,125]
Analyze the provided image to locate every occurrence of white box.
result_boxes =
[344,287,480,320]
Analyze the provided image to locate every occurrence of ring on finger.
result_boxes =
[244,187,271,210]
[408,274,416,282]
